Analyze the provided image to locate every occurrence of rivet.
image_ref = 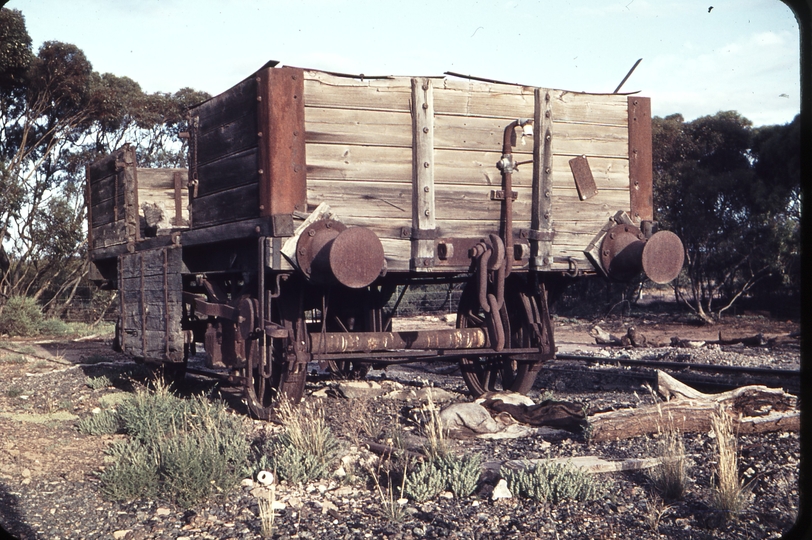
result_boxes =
[258,131,263,137]
[545,167,551,174]
[423,127,429,133]
[422,84,428,91]
[299,248,305,255]
[255,77,261,83]
[422,103,428,110]
[424,210,430,216]
[326,222,332,228]
[293,165,300,173]
[255,226,261,233]
[544,191,551,198]
[259,204,265,210]
[258,169,264,175]
[308,229,316,237]
[424,162,430,168]
[423,186,430,192]
[545,111,550,118]
[257,96,262,101]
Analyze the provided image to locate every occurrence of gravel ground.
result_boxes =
[0,314,802,540]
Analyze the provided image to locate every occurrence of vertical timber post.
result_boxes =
[411,78,436,271]
[258,66,307,231]
[531,88,554,269]
[628,96,654,223]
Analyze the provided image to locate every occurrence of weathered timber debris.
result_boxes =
[587,370,799,443]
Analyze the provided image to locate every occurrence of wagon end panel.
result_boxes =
[86,144,140,252]
[190,66,307,232]
[118,246,184,363]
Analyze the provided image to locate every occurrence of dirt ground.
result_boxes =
[0,312,801,539]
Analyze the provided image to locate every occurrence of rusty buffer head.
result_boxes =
[296,220,385,288]
[600,225,684,284]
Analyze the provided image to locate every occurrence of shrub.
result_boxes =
[39,318,71,336]
[404,460,446,502]
[504,460,605,504]
[99,381,249,507]
[77,409,120,435]
[86,375,112,390]
[259,400,341,484]
[0,296,43,337]
[404,452,482,501]
[100,439,160,501]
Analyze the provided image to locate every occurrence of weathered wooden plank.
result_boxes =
[195,147,259,197]
[195,75,258,129]
[192,183,260,227]
[91,221,127,249]
[90,190,125,228]
[90,172,117,204]
[136,168,187,190]
[434,114,534,154]
[120,247,182,279]
[550,91,628,126]
[433,80,535,118]
[305,107,412,146]
[552,157,629,191]
[307,180,412,218]
[306,144,412,182]
[137,168,189,229]
[551,122,628,158]
[197,112,258,164]
[411,77,436,270]
[303,71,412,111]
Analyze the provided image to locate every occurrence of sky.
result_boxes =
[5,0,802,127]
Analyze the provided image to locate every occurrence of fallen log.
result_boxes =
[588,370,799,443]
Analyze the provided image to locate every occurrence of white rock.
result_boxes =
[491,479,513,500]
[334,466,347,477]
[250,486,272,498]
[240,478,255,488]
[113,531,131,540]
[156,507,171,516]
[439,491,454,499]
[272,500,286,511]
[317,499,339,514]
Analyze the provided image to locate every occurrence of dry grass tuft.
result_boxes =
[649,409,689,500]
[709,407,752,516]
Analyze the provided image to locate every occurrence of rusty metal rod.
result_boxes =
[309,327,488,354]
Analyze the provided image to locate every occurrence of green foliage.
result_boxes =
[404,461,446,502]
[100,439,160,501]
[504,460,605,504]
[0,8,33,90]
[404,453,482,502]
[653,112,800,321]
[257,400,341,484]
[77,409,120,436]
[85,375,111,390]
[98,382,249,507]
[0,296,42,336]
[39,318,71,336]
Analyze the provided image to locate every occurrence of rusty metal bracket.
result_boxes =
[489,189,518,201]
[403,227,438,240]
[520,229,556,242]
[410,257,435,269]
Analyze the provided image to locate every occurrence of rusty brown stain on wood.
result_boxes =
[628,96,653,222]
[258,66,307,219]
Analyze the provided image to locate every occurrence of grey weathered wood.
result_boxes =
[411,77,436,271]
[195,147,259,197]
[531,88,554,269]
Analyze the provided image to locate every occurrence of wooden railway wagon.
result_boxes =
[86,63,684,419]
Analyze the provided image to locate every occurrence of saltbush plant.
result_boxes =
[97,380,249,508]
[504,460,606,504]
[77,409,120,436]
[404,452,482,501]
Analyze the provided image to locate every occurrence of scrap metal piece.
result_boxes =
[569,155,598,200]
